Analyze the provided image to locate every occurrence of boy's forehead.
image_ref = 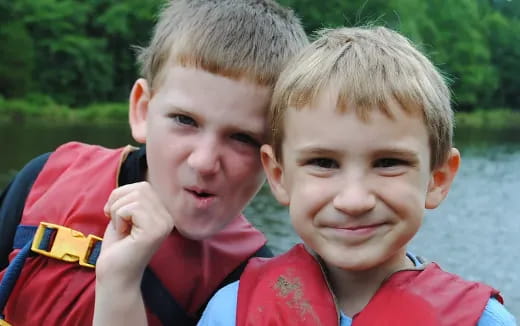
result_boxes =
[164,42,279,81]
[151,65,272,120]
[285,88,424,124]
[283,98,430,151]
[154,60,271,93]
[279,91,429,153]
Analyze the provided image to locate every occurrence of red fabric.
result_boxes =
[0,142,267,326]
[237,244,500,326]
[237,247,338,326]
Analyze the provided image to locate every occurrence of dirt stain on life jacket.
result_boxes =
[273,270,322,325]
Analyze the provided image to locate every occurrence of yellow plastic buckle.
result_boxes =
[0,318,12,326]
[31,222,102,268]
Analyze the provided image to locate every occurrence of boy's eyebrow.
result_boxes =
[372,148,421,161]
[167,105,209,124]
[160,100,196,114]
[295,146,422,160]
[226,122,267,142]
[168,105,193,115]
[295,146,339,157]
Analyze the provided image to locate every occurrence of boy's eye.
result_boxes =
[170,114,197,127]
[231,133,260,147]
[307,158,339,169]
[374,158,408,168]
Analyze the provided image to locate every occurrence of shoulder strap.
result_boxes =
[195,244,273,319]
[0,153,50,270]
[0,149,200,326]
[217,245,273,290]
[142,268,197,326]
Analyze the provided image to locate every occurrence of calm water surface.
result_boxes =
[1,121,519,317]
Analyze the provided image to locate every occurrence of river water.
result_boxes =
[1,121,519,317]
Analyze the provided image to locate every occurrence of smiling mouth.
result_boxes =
[343,223,385,231]
[325,222,387,239]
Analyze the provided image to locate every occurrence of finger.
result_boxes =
[104,183,139,217]
[101,220,124,246]
[105,182,175,240]
[106,190,138,223]
[111,202,138,236]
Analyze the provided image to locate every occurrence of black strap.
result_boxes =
[142,268,197,326]
[0,153,50,270]
[217,245,273,289]
[0,149,197,325]
[0,147,271,325]
[195,244,274,319]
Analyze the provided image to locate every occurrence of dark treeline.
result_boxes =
[0,0,519,111]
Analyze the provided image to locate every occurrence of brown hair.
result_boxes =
[137,0,308,91]
[270,26,453,169]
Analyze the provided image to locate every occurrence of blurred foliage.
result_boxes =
[0,0,518,112]
[280,0,519,111]
[456,108,520,129]
[0,0,161,106]
[0,96,127,123]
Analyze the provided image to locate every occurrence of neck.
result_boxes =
[322,249,414,317]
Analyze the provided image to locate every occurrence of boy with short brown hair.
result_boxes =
[0,1,307,325]
[197,26,516,325]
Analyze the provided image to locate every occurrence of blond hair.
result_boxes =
[269,26,453,170]
[137,0,308,91]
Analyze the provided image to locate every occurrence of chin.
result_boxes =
[320,250,379,272]
[176,225,214,241]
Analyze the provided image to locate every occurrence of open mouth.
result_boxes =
[187,188,215,198]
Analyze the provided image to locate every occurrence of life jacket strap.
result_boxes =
[0,223,196,326]
[30,222,102,268]
[0,223,102,325]
[0,238,33,326]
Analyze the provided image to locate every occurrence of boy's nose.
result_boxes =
[187,137,221,175]
[333,179,376,217]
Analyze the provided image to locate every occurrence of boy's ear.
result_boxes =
[129,78,151,144]
[260,144,290,206]
[425,148,461,209]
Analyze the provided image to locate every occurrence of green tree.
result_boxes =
[0,0,34,98]
[281,0,497,110]
[91,0,162,101]
[14,0,112,105]
[1,0,515,112]
[492,0,520,19]
[279,0,394,34]
[9,0,161,106]
[407,0,497,110]
[484,12,520,109]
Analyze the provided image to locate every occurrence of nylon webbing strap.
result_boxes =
[0,225,196,326]
[142,268,196,325]
[0,241,33,318]
[0,225,102,324]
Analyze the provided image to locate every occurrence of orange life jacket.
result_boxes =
[0,142,267,326]
[237,244,501,326]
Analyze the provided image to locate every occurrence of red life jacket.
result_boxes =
[0,142,267,326]
[237,244,501,326]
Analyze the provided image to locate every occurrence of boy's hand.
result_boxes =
[96,181,174,286]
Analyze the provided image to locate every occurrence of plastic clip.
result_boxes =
[31,222,102,268]
[0,318,12,326]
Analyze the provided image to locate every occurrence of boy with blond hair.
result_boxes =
[197,26,516,325]
[0,1,307,325]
